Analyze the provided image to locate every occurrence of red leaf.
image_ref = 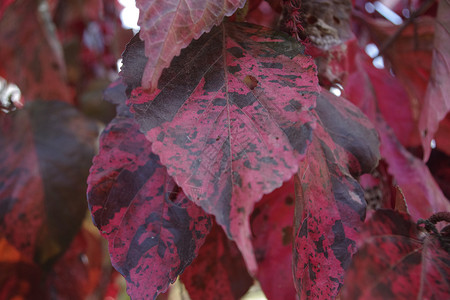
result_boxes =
[0,0,13,18]
[251,178,297,300]
[377,119,450,220]
[0,0,73,103]
[365,16,434,147]
[0,225,108,300]
[181,222,253,300]
[136,0,246,90]
[293,90,379,299]
[344,39,419,148]
[342,209,450,299]
[122,22,319,271]
[47,227,105,299]
[343,42,450,220]
[420,0,450,160]
[0,101,98,266]
[87,115,212,300]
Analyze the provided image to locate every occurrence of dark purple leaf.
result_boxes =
[0,100,98,267]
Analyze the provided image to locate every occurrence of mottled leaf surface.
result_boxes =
[294,90,379,299]
[87,115,212,300]
[0,0,72,103]
[342,209,450,299]
[180,223,253,300]
[0,100,98,266]
[420,0,450,160]
[251,178,296,300]
[136,0,246,90]
[123,22,319,271]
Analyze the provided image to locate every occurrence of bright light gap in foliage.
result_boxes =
[365,43,385,69]
[0,76,22,112]
[118,0,140,31]
[117,0,138,73]
[365,1,403,25]
[330,83,343,97]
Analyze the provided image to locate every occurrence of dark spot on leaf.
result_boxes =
[298,219,308,238]
[282,226,293,245]
[285,195,294,205]
[228,47,244,58]
[228,65,242,74]
[260,62,283,69]
[331,220,354,270]
[213,98,227,106]
[243,75,258,90]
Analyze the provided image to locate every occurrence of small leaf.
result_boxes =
[87,115,212,300]
[136,0,246,90]
[0,100,98,267]
[342,209,450,299]
[122,22,319,271]
[181,222,253,300]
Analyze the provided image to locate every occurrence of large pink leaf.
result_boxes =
[136,0,246,90]
[251,178,296,300]
[180,223,253,299]
[87,113,212,299]
[420,0,450,160]
[342,209,450,299]
[293,90,380,299]
[122,22,319,271]
[0,100,98,266]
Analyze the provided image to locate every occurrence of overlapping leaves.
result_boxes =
[122,22,319,271]
[342,209,450,299]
